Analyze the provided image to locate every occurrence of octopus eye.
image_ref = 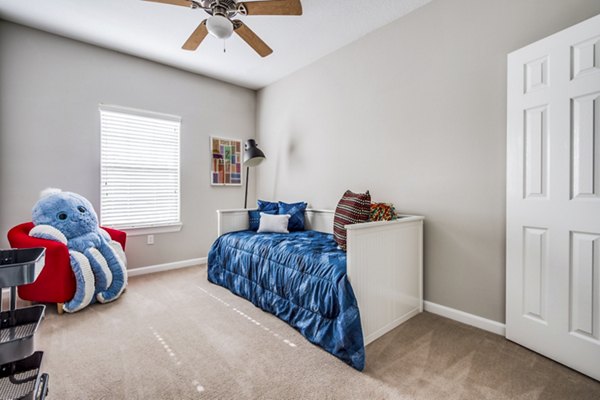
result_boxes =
[57,212,68,221]
[77,206,86,213]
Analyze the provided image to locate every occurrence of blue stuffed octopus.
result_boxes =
[30,189,127,313]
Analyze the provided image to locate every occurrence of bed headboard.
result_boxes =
[216,208,334,237]
[304,209,334,234]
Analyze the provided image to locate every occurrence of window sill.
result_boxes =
[119,223,183,237]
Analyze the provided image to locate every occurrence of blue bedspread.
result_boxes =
[207,230,365,370]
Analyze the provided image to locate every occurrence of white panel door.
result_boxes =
[507,13,600,381]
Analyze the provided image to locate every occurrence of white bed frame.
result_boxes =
[216,209,424,346]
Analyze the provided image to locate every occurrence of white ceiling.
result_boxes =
[0,0,431,90]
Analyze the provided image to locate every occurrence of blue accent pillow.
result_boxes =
[278,201,307,231]
[257,200,278,213]
[248,209,277,231]
[248,200,279,231]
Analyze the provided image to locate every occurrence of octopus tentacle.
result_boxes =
[96,238,128,303]
[84,247,113,295]
[108,240,127,266]
[64,250,95,313]
[29,224,67,245]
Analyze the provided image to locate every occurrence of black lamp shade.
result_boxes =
[243,139,266,167]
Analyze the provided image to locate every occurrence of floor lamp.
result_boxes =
[243,139,266,209]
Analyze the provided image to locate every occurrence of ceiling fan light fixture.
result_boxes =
[206,15,234,39]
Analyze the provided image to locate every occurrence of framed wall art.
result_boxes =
[210,136,242,186]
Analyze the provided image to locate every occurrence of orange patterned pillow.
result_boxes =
[370,203,397,221]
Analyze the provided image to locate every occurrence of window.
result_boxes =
[100,105,181,232]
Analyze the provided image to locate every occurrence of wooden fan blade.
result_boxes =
[144,0,193,7]
[240,0,302,16]
[182,20,208,51]
[234,21,273,57]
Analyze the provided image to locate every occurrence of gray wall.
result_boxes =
[0,21,256,269]
[256,0,600,323]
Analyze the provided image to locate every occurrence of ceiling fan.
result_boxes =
[144,0,303,57]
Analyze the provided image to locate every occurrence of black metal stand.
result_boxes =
[244,166,250,209]
[0,248,49,399]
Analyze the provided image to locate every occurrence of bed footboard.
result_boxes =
[346,216,424,345]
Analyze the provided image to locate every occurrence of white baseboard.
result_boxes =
[126,263,506,336]
[128,257,207,277]
[424,301,506,336]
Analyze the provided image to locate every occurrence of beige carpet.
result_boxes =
[27,266,599,400]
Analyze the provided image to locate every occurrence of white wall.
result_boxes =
[256,0,600,323]
[0,21,256,269]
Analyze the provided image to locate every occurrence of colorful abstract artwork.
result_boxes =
[211,136,242,186]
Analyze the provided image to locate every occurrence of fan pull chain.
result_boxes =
[223,40,227,53]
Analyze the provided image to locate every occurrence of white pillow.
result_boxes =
[258,213,291,234]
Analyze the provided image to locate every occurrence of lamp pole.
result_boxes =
[243,139,266,209]
[244,166,250,209]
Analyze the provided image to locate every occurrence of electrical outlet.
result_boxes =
[147,235,154,245]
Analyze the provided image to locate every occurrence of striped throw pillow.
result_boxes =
[333,190,371,251]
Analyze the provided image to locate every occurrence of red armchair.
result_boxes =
[7,222,126,314]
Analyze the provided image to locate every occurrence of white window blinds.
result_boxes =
[100,105,181,230]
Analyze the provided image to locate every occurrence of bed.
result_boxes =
[208,209,424,370]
